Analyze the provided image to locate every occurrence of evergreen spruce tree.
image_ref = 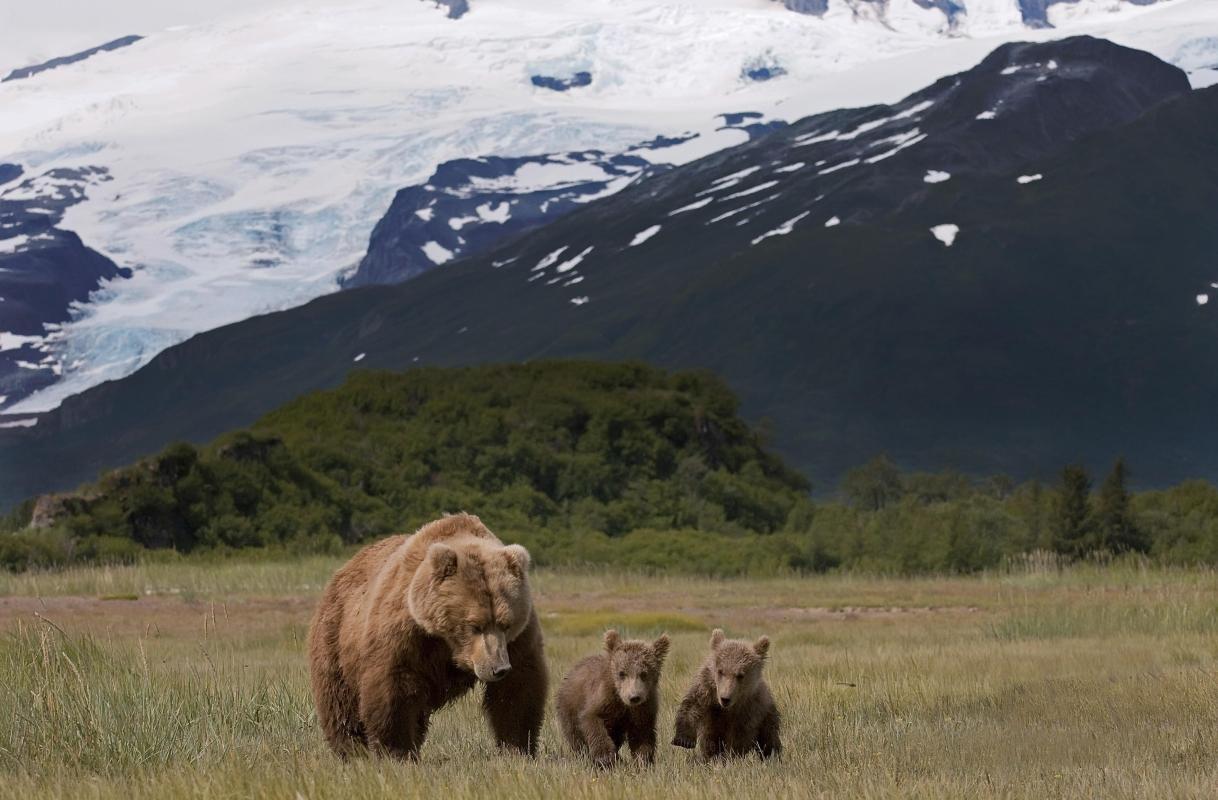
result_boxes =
[1053,464,1093,559]
[1096,458,1149,554]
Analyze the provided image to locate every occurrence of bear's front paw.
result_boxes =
[671,734,696,749]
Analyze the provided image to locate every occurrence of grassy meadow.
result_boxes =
[1,560,1217,799]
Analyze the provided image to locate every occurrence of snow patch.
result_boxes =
[0,417,37,429]
[708,193,781,224]
[751,211,811,246]
[669,197,715,216]
[818,158,861,175]
[476,202,511,224]
[421,241,454,265]
[0,235,31,254]
[353,352,366,362]
[863,131,927,163]
[931,224,959,247]
[720,180,781,202]
[773,162,805,173]
[0,332,44,351]
[924,170,951,183]
[630,225,662,246]
[570,296,589,306]
[1017,174,1044,184]
[556,246,593,273]
[825,216,841,227]
[976,110,998,120]
[534,246,569,271]
[1198,294,1211,306]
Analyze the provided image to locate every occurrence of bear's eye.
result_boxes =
[618,671,626,679]
[639,671,648,680]
[717,670,724,678]
[736,672,744,680]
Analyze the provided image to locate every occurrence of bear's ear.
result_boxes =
[502,544,531,576]
[710,629,725,650]
[652,633,670,662]
[426,543,459,581]
[604,629,621,652]
[753,635,771,660]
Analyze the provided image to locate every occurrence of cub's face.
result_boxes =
[408,542,533,683]
[708,629,770,709]
[603,630,669,708]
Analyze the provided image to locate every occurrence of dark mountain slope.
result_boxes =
[2,37,1211,506]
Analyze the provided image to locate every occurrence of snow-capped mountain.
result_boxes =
[0,0,1216,417]
[6,36,1216,506]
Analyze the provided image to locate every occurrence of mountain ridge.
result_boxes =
[3,37,1211,508]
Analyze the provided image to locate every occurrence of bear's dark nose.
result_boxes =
[719,696,732,707]
[491,665,511,680]
[628,694,643,705]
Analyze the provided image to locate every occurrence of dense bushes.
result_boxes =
[2,362,810,569]
[4,362,1218,576]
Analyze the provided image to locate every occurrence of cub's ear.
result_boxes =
[753,635,771,660]
[653,633,670,662]
[502,544,531,576]
[426,543,459,581]
[604,629,621,652]
[710,629,725,650]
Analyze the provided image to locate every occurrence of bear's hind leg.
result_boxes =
[483,612,548,756]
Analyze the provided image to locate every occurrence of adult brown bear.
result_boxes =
[307,513,547,759]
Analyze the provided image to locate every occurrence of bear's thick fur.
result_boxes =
[307,513,547,759]
[672,629,781,759]
[556,629,670,767]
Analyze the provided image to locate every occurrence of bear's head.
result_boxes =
[408,540,534,683]
[603,629,669,708]
[707,628,770,709]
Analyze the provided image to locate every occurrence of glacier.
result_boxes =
[1,0,1217,414]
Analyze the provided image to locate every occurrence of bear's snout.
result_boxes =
[471,629,512,682]
[627,693,644,706]
[719,694,733,707]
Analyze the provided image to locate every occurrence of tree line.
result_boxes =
[2,362,1216,575]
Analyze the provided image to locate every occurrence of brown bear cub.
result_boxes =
[307,514,547,760]
[672,629,781,760]
[557,629,670,767]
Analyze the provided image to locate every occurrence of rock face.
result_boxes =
[344,116,787,290]
[779,0,829,14]
[431,0,470,19]
[3,35,144,82]
[0,167,132,410]
[343,150,670,288]
[774,0,1165,27]
[28,492,93,529]
[1,37,1210,505]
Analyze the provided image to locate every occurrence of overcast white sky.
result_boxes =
[0,0,291,73]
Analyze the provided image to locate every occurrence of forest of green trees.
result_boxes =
[3,362,1217,575]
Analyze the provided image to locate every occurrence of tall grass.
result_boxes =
[1,565,1217,798]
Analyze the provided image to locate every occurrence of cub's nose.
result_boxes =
[719,695,733,707]
[628,694,643,705]
[491,665,512,681]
